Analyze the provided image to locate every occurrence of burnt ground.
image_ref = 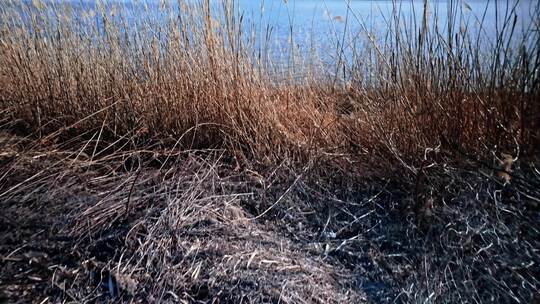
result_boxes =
[1,131,539,303]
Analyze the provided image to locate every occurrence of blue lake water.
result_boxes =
[14,1,538,41]
[233,0,538,68]
[238,0,535,41]
[8,0,539,72]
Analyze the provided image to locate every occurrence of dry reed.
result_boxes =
[1,0,539,303]
[0,0,537,170]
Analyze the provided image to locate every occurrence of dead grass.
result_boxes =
[0,0,538,167]
[0,132,368,303]
[1,131,538,303]
[1,0,539,303]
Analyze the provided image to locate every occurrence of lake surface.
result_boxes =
[233,0,538,66]
[238,0,536,41]
[10,0,539,72]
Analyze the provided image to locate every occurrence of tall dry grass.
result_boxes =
[0,0,538,172]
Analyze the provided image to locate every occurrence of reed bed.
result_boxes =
[1,0,539,303]
[0,0,537,167]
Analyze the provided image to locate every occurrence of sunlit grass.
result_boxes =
[0,0,538,170]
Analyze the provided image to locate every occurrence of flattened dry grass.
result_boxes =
[1,131,538,303]
[0,133,368,303]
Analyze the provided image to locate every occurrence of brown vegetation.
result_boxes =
[1,0,539,303]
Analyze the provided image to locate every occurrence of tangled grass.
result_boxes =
[1,0,539,303]
[1,130,538,302]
